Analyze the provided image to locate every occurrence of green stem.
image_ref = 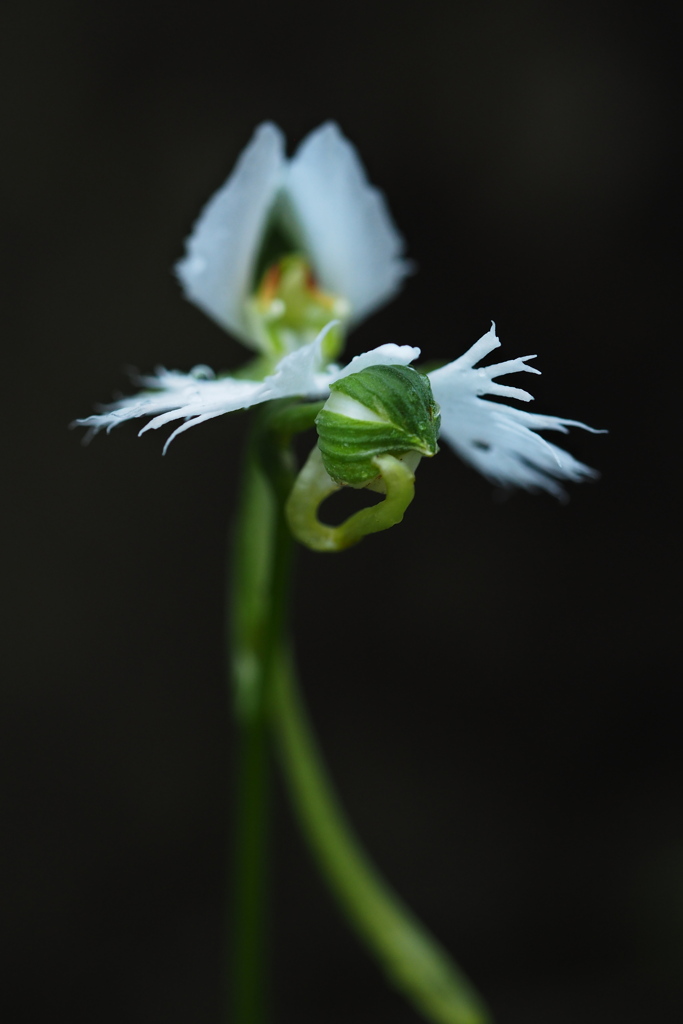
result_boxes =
[270,644,492,1024]
[229,403,491,1024]
[228,410,295,1024]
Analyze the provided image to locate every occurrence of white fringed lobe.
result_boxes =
[75,321,598,497]
[74,326,421,456]
[427,324,602,498]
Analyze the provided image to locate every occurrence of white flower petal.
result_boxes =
[331,343,421,381]
[429,325,601,498]
[282,122,411,325]
[74,373,268,447]
[73,324,426,453]
[259,329,420,398]
[174,123,285,344]
[260,328,332,400]
[73,328,330,450]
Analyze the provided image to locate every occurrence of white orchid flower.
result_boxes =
[76,321,598,497]
[76,122,598,497]
[174,121,410,356]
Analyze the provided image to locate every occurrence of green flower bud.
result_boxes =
[315,364,441,489]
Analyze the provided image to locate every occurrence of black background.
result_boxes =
[3,2,681,1022]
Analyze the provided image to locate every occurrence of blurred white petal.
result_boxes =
[175,123,285,343]
[174,122,409,350]
[280,122,410,324]
[428,324,602,498]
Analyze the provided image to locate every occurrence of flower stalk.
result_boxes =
[229,405,491,1024]
[228,409,294,1024]
[271,642,491,1024]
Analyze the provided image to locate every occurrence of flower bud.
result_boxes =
[315,364,440,489]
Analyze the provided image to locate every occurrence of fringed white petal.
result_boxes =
[428,324,601,498]
[74,372,268,452]
[175,123,285,344]
[73,326,420,453]
[282,122,411,325]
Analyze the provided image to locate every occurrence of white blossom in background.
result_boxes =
[175,120,410,352]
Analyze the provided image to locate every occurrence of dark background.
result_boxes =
[3,1,680,1022]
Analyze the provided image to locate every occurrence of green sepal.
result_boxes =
[316,365,441,488]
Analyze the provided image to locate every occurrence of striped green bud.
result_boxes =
[316,365,441,489]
